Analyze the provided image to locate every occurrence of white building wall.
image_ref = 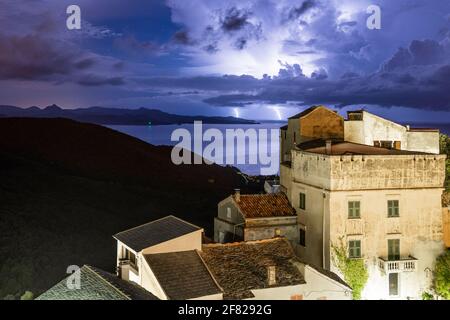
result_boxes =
[344,111,440,154]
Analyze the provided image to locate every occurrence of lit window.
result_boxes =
[299,193,306,210]
[387,200,399,217]
[349,240,361,258]
[348,201,361,219]
[299,229,306,247]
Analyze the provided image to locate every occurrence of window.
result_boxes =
[388,239,400,261]
[275,228,282,237]
[348,201,361,219]
[124,248,138,271]
[374,141,381,147]
[380,140,393,148]
[348,240,361,258]
[389,273,399,296]
[299,192,306,210]
[387,200,399,217]
[218,231,225,243]
[293,132,297,143]
[394,141,401,150]
[299,228,306,247]
[226,207,232,219]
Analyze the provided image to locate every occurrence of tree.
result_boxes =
[434,249,450,300]
[20,291,34,300]
[332,238,369,300]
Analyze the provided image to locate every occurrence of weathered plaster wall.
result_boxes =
[141,231,203,255]
[244,217,299,243]
[407,131,440,154]
[299,107,344,141]
[329,155,446,190]
[328,189,444,299]
[344,111,440,154]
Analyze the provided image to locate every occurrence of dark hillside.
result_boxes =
[0,118,249,299]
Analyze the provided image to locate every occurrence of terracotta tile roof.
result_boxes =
[233,193,296,218]
[37,265,158,300]
[144,250,222,300]
[200,238,305,300]
[113,216,201,252]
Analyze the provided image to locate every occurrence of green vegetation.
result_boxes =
[440,134,450,192]
[332,238,369,300]
[434,249,450,300]
[422,291,434,300]
[20,291,34,300]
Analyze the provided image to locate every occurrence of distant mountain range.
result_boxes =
[0,105,258,125]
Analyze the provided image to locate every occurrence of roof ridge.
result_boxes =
[113,215,201,238]
[203,237,286,248]
[84,265,131,300]
[195,250,224,294]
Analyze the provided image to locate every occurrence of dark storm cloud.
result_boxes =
[134,36,450,111]
[172,30,195,45]
[287,0,317,20]
[74,58,97,70]
[221,7,250,32]
[0,34,79,80]
[114,36,163,56]
[77,74,125,86]
[203,42,219,54]
[382,39,448,71]
[235,37,248,50]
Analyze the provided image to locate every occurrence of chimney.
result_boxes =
[267,266,276,286]
[234,189,241,202]
[406,125,410,131]
[325,140,332,155]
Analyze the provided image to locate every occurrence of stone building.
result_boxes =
[214,191,298,244]
[280,105,344,162]
[280,138,446,299]
[344,110,440,154]
[201,238,352,300]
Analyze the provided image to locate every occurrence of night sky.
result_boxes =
[1,0,450,121]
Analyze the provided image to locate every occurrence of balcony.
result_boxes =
[377,256,418,274]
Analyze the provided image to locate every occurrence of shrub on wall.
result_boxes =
[434,249,450,300]
[440,134,450,192]
[332,238,369,300]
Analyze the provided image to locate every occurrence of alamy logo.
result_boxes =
[170,121,279,175]
[66,265,81,290]
[367,5,381,30]
[66,5,81,30]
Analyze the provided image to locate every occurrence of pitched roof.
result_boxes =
[297,139,431,155]
[36,265,158,300]
[233,193,296,219]
[113,216,202,252]
[144,250,222,300]
[296,259,351,289]
[200,238,305,299]
[288,106,321,119]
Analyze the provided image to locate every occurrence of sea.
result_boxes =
[106,122,285,176]
[106,122,450,176]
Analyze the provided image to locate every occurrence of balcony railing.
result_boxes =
[378,256,418,274]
